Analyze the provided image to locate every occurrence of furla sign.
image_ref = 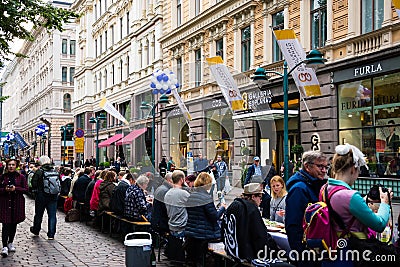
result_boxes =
[354,63,382,77]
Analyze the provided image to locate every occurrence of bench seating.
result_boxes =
[102,211,151,238]
[207,242,252,267]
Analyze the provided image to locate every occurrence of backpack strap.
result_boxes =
[323,184,356,236]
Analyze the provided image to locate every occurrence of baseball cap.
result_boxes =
[253,156,260,161]
[244,183,263,195]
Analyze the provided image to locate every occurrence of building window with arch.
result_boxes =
[361,0,383,34]
[241,26,251,72]
[195,49,201,87]
[272,11,284,62]
[63,93,72,112]
[169,116,189,168]
[311,0,327,49]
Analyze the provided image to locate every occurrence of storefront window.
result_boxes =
[169,116,189,169]
[206,108,234,167]
[338,73,400,177]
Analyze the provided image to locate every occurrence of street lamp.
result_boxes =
[60,124,74,166]
[140,94,170,167]
[89,113,107,169]
[253,49,326,180]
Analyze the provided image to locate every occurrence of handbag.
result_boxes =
[65,208,80,222]
[348,236,400,267]
[63,197,73,213]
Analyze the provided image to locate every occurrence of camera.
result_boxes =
[367,184,389,201]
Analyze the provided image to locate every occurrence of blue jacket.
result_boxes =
[185,187,225,240]
[285,170,326,252]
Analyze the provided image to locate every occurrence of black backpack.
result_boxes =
[43,170,61,195]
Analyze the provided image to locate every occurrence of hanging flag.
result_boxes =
[171,89,192,124]
[35,123,49,136]
[206,56,244,111]
[99,97,129,125]
[14,132,29,149]
[394,0,400,18]
[273,29,321,97]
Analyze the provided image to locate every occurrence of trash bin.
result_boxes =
[124,232,152,267]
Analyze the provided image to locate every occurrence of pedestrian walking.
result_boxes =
[0,159,28,257]
[30,156,60,240]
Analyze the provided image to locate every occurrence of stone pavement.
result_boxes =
[1,187,399,267]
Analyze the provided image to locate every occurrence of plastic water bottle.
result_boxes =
[380,225,391,242]
[392,223,399,244]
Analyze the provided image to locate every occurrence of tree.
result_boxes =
[0,0,79,68]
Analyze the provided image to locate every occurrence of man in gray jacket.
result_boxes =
[164,170,190,237]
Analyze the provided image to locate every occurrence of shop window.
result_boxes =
[361,0,383,34]
[169,116,189,168]
[77,113,85,129]
[206,108,234,165]
[119,101,131,123]
[216,39,223,59]
[338,73,400,178]
[241,26,251,72]
[311,0,327,49]
[272,11,284,62]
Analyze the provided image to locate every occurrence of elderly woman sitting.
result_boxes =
[124,175,152,221]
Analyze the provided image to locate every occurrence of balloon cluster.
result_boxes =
[150,69,179,94]
[35,124,49,136]
[355,85,371,102]
[6,133,15,142]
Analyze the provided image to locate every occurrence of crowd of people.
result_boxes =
[0,146,399,267]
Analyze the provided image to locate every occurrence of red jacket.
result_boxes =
[0,172,28,224]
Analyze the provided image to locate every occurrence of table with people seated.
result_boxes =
[263,219,291,254]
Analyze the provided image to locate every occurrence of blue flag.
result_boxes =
[14,132,29,149]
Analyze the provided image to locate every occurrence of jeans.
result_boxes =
[2,223,17,247]
[33,192,58,238]
[216,177,225,192]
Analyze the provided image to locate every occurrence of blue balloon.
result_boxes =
[150,82,156,88]
[152,89,159,94]
[175,83,180,88]
[157,75,163,82]
[166,89,171,94]
[159,89,165,94]
[163,75,169,82]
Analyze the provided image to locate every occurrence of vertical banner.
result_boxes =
[99,97,129,125]
[206,56,244,111]
[171,89,192,124]
[273,29,321,97]
[394,0,400,18]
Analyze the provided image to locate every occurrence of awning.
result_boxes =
[232,109,298,121]
[98,133,124,148]
[116,128,147,146]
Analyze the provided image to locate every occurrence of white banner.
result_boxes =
[206,56,244,111]
[172,89,192,124]
[99,97,129,125]
[394,0,400,18]
[273,29,321,97]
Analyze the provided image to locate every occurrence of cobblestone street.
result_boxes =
[1,196,128,266]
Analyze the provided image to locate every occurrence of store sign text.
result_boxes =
[243,90,272,110]
[354,63,382,77]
